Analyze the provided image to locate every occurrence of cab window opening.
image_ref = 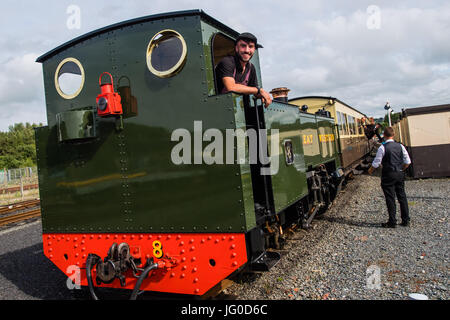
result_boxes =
[210,32,235,95]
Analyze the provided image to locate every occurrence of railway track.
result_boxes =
[0,199,40,215]
[0,199,41,227]
[0,208,41,227]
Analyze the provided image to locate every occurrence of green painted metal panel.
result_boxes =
[232,94,256,230]
[36,15,257,233]
[263,102,308,213]
[264,104,340,214]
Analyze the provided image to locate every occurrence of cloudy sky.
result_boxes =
[1,0,449,131]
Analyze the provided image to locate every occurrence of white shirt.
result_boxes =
[371,139,411,169]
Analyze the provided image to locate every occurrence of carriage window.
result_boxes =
[337,112,344,135]
[348,116,356,135]
[211,33,235,94]
[54,58,85,99]
[348,116,353,135]
[343,114,349,135]
[357,118,364,135]
[146,29,187,78]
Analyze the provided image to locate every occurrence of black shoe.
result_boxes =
[400,220,410,227]
[381,222,396,228]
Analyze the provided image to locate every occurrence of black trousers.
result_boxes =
[381,172,410,224]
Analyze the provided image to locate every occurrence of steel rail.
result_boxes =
[0,199,41,215]
[0,208,41,227]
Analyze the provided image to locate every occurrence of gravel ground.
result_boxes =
[225,174,449,300]
[0,174,447,300]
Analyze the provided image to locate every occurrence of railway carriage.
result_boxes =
[289,96,372,172]
[35,10,366,299]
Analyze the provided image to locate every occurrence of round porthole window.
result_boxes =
[146,29,187,78]
[54,58,85,99]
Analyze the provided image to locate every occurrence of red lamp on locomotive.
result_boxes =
[96,72,123,116]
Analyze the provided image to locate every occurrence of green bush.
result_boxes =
[0,122,42,169]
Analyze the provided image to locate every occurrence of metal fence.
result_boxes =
[0,167,37,185]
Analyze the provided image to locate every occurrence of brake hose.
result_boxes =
[86,253,101,300]
[129,261,158,300]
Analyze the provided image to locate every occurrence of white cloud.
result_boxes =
[1,0,450,130]
[0,53,46,130]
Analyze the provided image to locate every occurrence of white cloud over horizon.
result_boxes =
[1,0,450,131]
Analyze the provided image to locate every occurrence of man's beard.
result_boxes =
[237,51,253,62]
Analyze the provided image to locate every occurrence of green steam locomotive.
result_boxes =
[35,10,362,299]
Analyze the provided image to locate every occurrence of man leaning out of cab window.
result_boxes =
[215,32,272,108]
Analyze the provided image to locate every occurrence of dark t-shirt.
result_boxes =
[215,55,258,94]
[364,124,376,139]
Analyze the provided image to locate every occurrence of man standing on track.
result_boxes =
[368,127,411,228]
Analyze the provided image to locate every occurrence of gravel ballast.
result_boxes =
[225,174,449,300]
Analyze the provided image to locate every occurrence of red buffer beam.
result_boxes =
[43,233,248,295]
